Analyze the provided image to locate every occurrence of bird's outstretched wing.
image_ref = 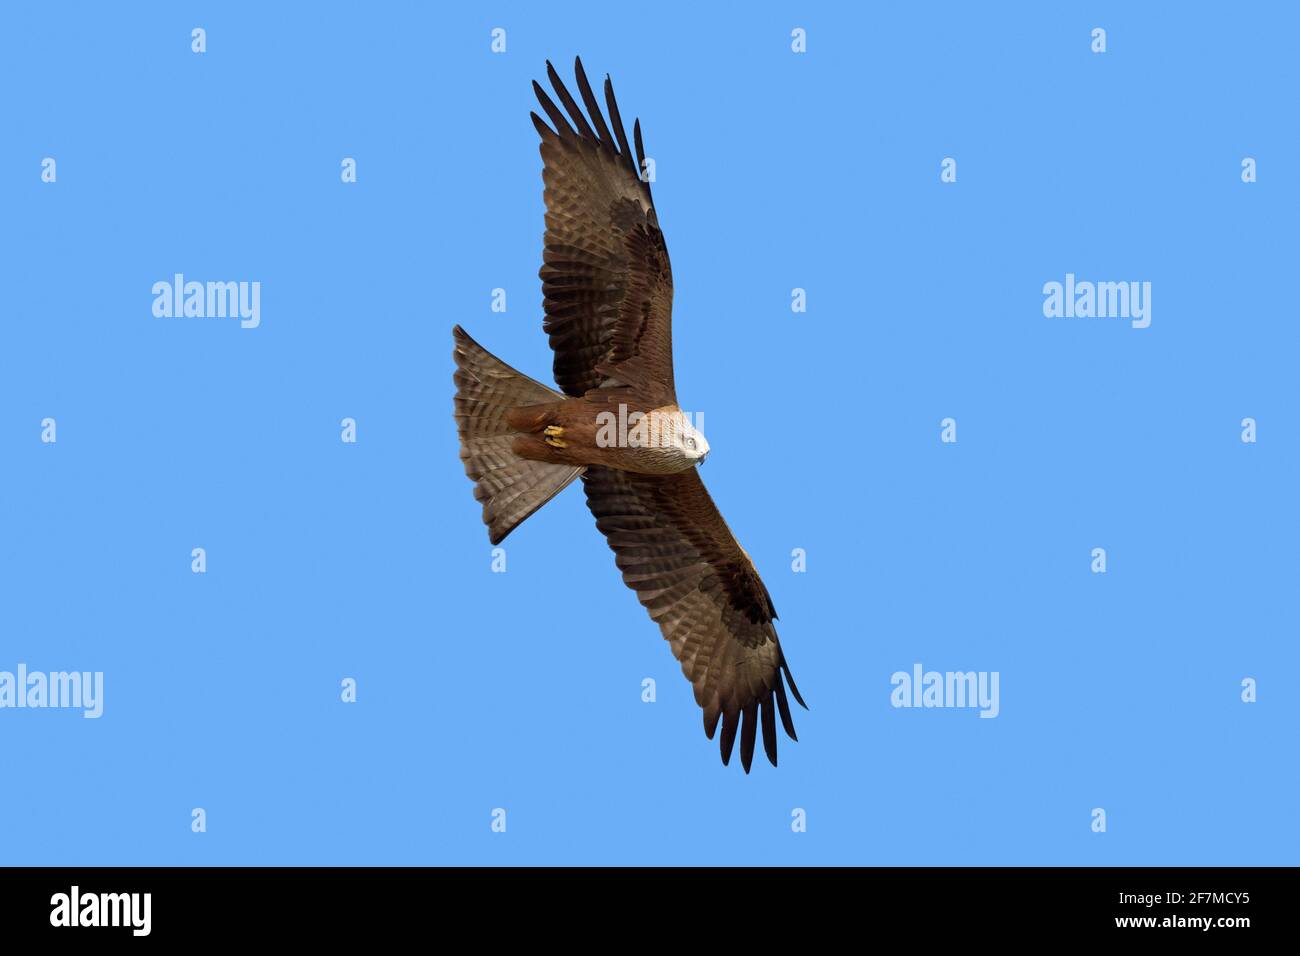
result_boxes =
[582,466,806,771]
[531,58,675,406]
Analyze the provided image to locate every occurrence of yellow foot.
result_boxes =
[543,425,567,448]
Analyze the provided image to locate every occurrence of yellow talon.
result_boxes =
[543,425,567,448]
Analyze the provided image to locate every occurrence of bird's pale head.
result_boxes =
[681,424,709,465]
[635,407,709,468]
[667,410,709,465]
[615,406,710,474]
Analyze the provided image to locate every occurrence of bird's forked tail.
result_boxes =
[452,325,584,544]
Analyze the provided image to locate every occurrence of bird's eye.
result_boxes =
[685,437,697,451]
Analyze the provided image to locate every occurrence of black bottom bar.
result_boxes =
[0,866,1282,940]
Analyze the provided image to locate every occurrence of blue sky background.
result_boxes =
[1,2,1295,865]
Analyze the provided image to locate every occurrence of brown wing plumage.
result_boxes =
[531,58,675,404]
[582,466,806,771]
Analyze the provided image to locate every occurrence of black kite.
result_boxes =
[452,58,805,771]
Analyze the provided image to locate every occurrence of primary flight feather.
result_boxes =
[452,57,805,772]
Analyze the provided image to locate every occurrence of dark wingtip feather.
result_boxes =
[603,75,637,177]
[719,709,739,766]
[530,111,554,141]
[774,673,798,741]
[781,658,808,709]
[532,80,574,139]
[633,119,645,165]
[760,693,778,767]
[633,118,654,201]
[546,59,596,141]
[633,119,648,175]
[740,700,758,773]
[573,57,614,149]
[703,705,721,740]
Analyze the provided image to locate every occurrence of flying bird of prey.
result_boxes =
[452,58,805,771]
